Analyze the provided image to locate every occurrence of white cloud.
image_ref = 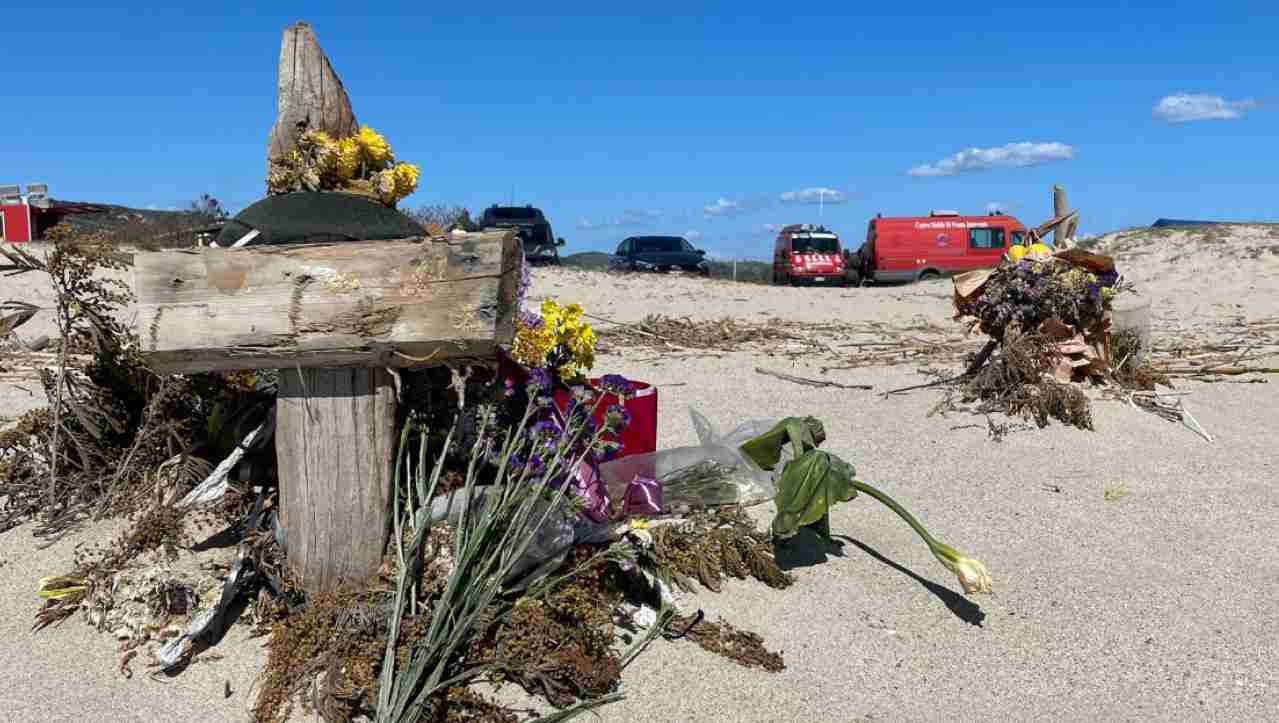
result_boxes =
[985,201,1006,214]
[755,223,784,236]
[704,198,743,217]
[703,195,773,218]
[780,187,850,204]
[576,208,662,230]
[1153,93,1258,122]
[684,230,703,242]
[907,142,1076,177]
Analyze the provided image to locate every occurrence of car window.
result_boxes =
[633,237,687,253]
[969,228,1005,249]
[1011,231,1025,246]
[488,207,541,221]
[616,240,630,255]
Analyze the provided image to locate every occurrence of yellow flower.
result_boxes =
[391,162,421,200]
[334,137,361,180]
[356,125,393,166]
[373,169,398,204]
[300,129,335,148]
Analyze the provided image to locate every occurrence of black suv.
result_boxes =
[478,204,564,265]
[608,235,709,275]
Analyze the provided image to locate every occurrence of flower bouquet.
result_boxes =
[266,125,420,207]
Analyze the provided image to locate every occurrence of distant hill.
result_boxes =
[560,251,611,270]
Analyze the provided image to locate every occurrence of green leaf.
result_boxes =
[771,449,857,540]
[738,416,825,471]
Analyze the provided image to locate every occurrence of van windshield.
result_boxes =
[792,236,840,253]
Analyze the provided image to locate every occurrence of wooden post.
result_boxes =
[1053,185,1068,246]
[266,21,360,180]
[276,367,396,592]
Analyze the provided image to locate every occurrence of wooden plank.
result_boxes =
[133,230,521,374]
[276,366,396,593]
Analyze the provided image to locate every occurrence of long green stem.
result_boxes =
[848,478,940,550]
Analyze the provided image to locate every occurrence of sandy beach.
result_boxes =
[3,227,1278,722]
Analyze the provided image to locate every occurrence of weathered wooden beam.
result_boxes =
[133,230,521,374]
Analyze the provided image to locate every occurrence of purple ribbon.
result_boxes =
[623,475,663,517]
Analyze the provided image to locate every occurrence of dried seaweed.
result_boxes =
[477,549,625,709]
[646,506,793,593]
[669,613,785,672]
[255,588,393,723]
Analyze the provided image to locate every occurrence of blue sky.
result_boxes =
[2,2,1275,259]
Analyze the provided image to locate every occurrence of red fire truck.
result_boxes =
[847,210,1028,284]
[770,223,846,286]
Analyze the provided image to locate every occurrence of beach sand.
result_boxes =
[2,227,1278,722]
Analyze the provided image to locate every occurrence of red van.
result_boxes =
[847,211,1028,283]
[771,223,846,286]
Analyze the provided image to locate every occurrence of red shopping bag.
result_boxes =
[553,379,657,459]
[496,351,658,459]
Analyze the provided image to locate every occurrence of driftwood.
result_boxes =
[754,367,872,390]
[265,22,359,179]
[1053,185,1069,245]
[132,231,521,374]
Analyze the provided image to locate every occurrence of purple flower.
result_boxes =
[599,373,636,398]
[570,384,596,405]
[525,454,547,476]
[527,368,552,394]
[518,256,532,305]
[529,418,562,443]
[603,404,631,434]
[518,310,544,331]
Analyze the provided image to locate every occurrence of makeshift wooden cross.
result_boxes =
[134,22,522,594]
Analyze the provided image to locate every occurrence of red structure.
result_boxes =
[852,210,1029,283]
[0,183,106,242]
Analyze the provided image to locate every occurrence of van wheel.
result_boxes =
[918,270,940,282]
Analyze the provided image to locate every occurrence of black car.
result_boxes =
[478,204,565,265]
[608,235,710,275]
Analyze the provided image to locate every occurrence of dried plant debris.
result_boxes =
[646,506,793,593]
[478,550,626,709]
[669,613,785,672]
[930,331,1094,430]
[255,588,393,723]
[595,313,981,368]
